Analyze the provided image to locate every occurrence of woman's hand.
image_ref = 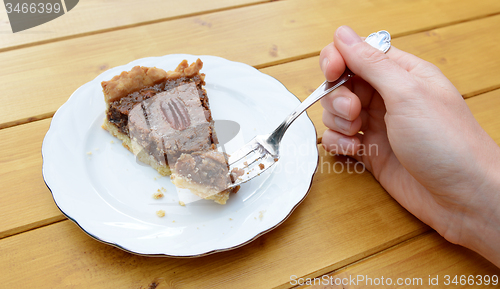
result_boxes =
[320,26,500,266]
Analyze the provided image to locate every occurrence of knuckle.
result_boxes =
[322,110,335,128]
[357,44,389,66]
[415,59,443,78]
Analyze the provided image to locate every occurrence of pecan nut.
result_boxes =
[160,97,191,130]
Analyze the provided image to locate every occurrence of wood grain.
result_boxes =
[0,0,268,51]
[1,69,499,245]
[2,0,500,129]
[3,83,500,283]
[467,92,500,143]
[304,231,500,289]
[2,88,498,246]
[261,15,500,140]
[0,146,428,289]
[0,119,65,239]
[2,1,500,287]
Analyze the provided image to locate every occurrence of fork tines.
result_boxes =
[227,140,279,188]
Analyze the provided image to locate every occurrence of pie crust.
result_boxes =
[101,59,238,204]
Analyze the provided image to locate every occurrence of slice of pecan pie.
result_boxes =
[102,59,238,204]
[171,151,234,204]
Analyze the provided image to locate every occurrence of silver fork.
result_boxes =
[227,30,391,188]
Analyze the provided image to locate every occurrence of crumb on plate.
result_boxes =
[156,210,165,217]
[153,190,164,199]
[259,210,266,221]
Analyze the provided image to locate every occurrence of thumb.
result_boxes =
[334,26,410,105]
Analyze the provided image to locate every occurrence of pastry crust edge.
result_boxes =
[101,58,204,105]
[171,174,231,205]
[102,118,172,176]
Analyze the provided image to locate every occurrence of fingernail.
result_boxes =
[334,116,351,131]
[332,97,351,118]
[321,57,330,75]
[336,26,362,46]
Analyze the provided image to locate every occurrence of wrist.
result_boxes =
[458,160,500,267]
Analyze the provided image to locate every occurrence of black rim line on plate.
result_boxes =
[40,55,320,257]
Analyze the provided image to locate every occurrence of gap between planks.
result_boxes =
[287,230,437,289]
[2,11,500,130]
[2,9,500,130]
[0,1,272,54]
[2,62,499,133]
[0,215,67,240]
[2,1,500,131]
[0,214,431,288]
[248,10,500,70]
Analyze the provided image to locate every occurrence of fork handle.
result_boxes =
[269,30,392,145]
[269,69,354,143]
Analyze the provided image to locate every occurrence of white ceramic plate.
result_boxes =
[42,54,318,257]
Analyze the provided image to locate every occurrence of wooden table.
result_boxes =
[1,0,499,287]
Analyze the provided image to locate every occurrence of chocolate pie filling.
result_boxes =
[174,151,232,191]
[128,82,217,165]
[101,59,238,204]
[107,76,209,135]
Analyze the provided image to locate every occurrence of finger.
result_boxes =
[350,76,377,108]
[333,26,416,107]
[320,42,347,81]
[322,110,363,136]
[319,85,362,121]
[385,46,427,73]
[321,129,364,162]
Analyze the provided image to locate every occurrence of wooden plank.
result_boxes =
[0,119,65,239]
[3,88,498,240]
[1,90,498,287]
[260,15,500,140]
[260,56,326,141]
[1,72,499,246]
[467,92,500,141]
[2,0,500,129]
[0,0,268,51]
[1,75,499,289]
[305,231,500,288]
[0,146,428,289]
[394,18,500,98]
